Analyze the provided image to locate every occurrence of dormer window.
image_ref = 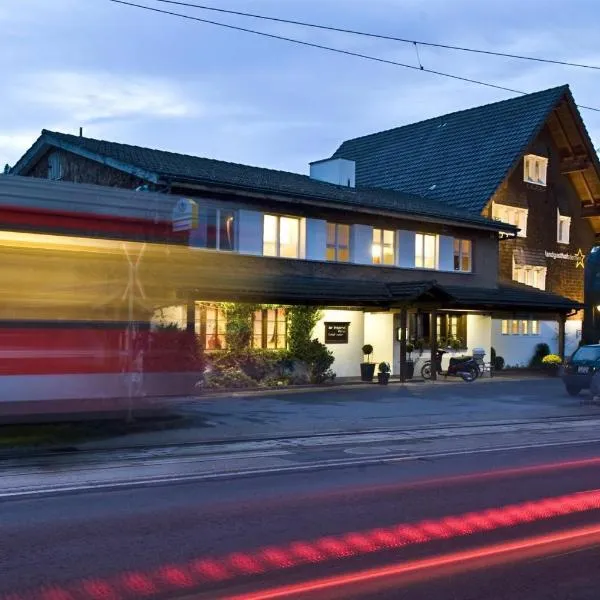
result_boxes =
[524,154,548,186]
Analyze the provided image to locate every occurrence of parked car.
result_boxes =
[562,344,600,396]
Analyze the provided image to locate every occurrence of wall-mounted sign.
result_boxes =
[324,322,350,344]
[545,249,585,268]
[172,198,198,232]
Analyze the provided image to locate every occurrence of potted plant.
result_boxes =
[450,337,462,351]
[378,361,391,385]
[360,344,376,382]
[541,354,562,376]
[403,342,415,380]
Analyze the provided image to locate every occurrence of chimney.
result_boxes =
[79,127,83,137]
[309,158,355,187]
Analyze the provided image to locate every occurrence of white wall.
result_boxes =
[467,314,492,358]
[315,309,364,378]
[566,320,582,357]
[309,158,355,187]
[364,312,395,373]
[491,320,557,367]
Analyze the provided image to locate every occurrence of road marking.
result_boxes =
[3,436,600,501]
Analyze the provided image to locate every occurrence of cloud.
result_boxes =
[0,133,41,168]
[15,71,198,123]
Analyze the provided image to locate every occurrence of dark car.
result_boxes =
[562,344,600,396]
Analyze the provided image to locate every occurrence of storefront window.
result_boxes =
[326,223,350,262]
[453,239,472,272]
[198,304,227,350]
[263,215,300,258]
[253,308,287,349]
[408,312,466,347]
[372,228,395,265]
[415,233,437,269]
[190,207,236,251]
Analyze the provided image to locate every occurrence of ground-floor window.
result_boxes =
[501,319,540,336]
[253,308,287,349]
[408,312,467,348]
[197,304,227,350]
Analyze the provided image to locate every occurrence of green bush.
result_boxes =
[300,338,335,383]
[207,348,291,382]
[223,303,258,352]
[203,367,259,389]
[529,342,551,368]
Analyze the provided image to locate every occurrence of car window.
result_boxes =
[572,347,600,362]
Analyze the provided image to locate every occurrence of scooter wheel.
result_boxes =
[421,364,432,380]
[460,368,477,382]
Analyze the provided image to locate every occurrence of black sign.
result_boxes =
[325,322,350,344]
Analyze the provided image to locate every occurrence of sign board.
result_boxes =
[172,198,198,232]
[324,322,350,344]
[544,249,585,268]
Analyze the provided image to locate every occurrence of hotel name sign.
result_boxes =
[544,249,585,268]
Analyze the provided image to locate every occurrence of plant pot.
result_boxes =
[544,364,561,377]
[378,372,390,385]
[360,362,376,382]
[401,361,415,380]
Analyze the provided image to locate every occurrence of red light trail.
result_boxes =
[8,487,600,600]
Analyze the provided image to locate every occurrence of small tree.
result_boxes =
[223,302,258,353]
[362,344,374,363]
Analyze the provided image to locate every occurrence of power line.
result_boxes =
[106,0,600,113]
[151,0,600,72]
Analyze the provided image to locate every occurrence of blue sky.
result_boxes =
[2,0,600,173]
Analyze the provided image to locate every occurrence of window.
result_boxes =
[557,211,571,245]
[263,215,301,258]
[415,233,437,269]
[513,264,547,290]
[198,304,227,350]
[189,207,236,251]
[372,228,395,265]
[326,223,350,262]
[492,204,528,237]
[524,154,548,186]
[501,319,540,336]
[48,152,63,181]
[453,239,472,272]
[253,308,287,349]
[408,312,467,348]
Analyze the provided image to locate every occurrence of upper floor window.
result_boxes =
[189,207,235,251]
[48,152,63,181]
[524,154,548,186]
[263,215,300,258]
[492,204,528,237]
[513,263,547,290]
[372,228,395,265]
[197,304,227,350]
[557,211,571,245]
[326,223,350,262]
[501,319,539,336]
[453,239,472,272]
[253,308,287,349]
[415,233,437,269]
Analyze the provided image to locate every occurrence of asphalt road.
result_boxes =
[3,441,600,600]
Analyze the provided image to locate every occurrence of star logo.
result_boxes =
[575,248,585,269]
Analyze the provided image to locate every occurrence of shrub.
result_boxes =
[542,354,562,365]
[378,361,391,374]
[203,367,259,389]
[491,347,497,363]
[301,339,335,383]
[223,303,258,352]
[207,348,291,382]
[529,342,551,368]
[362,344,374,362]
[288,306,323,356]
[494,356,505,371]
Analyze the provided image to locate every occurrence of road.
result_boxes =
[3,439,600,599]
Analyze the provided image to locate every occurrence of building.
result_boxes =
[329,84,600,364]
[4,101,584,389]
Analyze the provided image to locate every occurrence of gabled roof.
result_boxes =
[9,130,514,233]
[333,85,593,212]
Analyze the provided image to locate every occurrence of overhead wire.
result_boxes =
[150,0,600,72]
[106,0,600,113]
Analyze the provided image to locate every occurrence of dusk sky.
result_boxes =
[3,0,600,174]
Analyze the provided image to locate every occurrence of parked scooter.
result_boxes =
[420,350,479,382]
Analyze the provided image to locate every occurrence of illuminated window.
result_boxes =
[501,320,509,335]
[502,318,539,336]
[513,264,546,291]
[557,211,571,245]
[524,154,548,186]
[263,215,300,258]
[198,304,227,350]
[189,207,235,251]
[531,320,539,335]
[326,223,350,262]
[511,319,519,335]
[372,228,395,265]
[453,239,472,272]
[253,308,287,349]
[415,233,437,269]
[492,204,528,237]
[521,320,529,335]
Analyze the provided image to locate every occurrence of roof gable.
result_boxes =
[10,130,514,233]
[333,85,571,212]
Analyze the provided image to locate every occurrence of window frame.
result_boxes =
[501,318,540,336]
[415,233,438,269]
[453,238,472,272]
[189,206,236,252]
[252,308,288,349]
[326,222,350,262]
[557,210,571,245]
[263,214,301,259]
[492,203,528,238]
[524,154,548,187]
[197,304,227,350]
[372,227,396,266]
[512,263,547,291]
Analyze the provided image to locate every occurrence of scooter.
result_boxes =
[420,350,479,382]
